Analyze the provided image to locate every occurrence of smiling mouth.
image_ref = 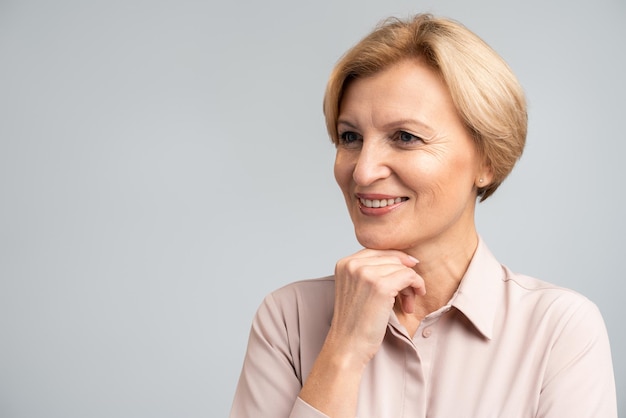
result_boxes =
[359,197,409,208]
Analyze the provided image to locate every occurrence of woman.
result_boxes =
[230,14,617,418]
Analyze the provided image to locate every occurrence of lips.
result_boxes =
[355,194,409,215]
[359,197,408,208]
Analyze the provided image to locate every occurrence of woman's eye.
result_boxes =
[339,131,361,144]
[394,131,422,144]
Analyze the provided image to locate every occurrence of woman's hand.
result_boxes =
[329,249,426,365]
[299,249,425,417]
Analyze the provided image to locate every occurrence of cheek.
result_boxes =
[333,153,353,192]
[400,155,464,204]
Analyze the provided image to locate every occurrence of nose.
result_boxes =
[352,139,392,186]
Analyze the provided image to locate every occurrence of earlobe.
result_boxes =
[475,165,494,188]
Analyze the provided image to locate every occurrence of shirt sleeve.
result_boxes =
[536,298,617,417]
[229,293,329,418]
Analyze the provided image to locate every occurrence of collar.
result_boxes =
[449,237,505,340]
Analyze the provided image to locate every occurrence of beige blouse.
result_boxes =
[230,240,617,417]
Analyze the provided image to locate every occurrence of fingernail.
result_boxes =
[408,255,419,264]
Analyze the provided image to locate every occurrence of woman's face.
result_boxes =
[334,58,490,253]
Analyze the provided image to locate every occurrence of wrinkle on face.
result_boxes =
[334,58,486,255]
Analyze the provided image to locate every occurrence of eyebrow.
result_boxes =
[336,119,358,130]
[382,118,435,134]
[337,118,436,137]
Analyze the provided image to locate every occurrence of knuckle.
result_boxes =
[371,278,389,294]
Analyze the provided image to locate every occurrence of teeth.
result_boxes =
[359,197,406,208]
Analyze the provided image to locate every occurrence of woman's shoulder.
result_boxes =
[503,266,586,298]
[252,278,335,365]
[501,266,602,323]
[271,276,336,298]
[257,276,336,322]
[266,276,335,307]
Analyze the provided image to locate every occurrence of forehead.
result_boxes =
[338,59,459,130]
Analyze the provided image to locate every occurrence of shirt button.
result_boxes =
[422,328,432,338]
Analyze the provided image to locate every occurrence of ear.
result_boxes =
[475,163,494,188]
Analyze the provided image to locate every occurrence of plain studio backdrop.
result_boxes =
[0,0,624,416]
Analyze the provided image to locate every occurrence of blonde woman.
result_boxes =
[230,14,617,418]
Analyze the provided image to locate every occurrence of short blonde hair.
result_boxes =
[323,14,527,200]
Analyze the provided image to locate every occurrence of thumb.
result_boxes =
[401,254,419,267]
[399,287,416,313]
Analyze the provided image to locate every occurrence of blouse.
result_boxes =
[229,239,617,417]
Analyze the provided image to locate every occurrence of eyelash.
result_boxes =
[337,130,423,147]
[391,131,423,144]
[338,131,361,145]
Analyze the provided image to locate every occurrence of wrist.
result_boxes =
[300,341,364,418]
[322,329,373,371]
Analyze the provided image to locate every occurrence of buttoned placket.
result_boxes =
[386,306,451,417]
[412,309,448,384]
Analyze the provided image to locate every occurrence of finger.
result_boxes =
[413,281,427,296]
[350,248,420,266]
[343,263,412,287]
[399,287,416,313]
[336,262,425,307]
[389,269,427,312]
[338,254,418,276]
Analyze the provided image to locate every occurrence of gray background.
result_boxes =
[1,0,624,416]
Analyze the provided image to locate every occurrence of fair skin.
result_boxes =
[299,57,493,417]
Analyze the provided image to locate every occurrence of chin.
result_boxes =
[355,232,408,251]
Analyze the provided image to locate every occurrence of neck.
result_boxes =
[394,230,479,335]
